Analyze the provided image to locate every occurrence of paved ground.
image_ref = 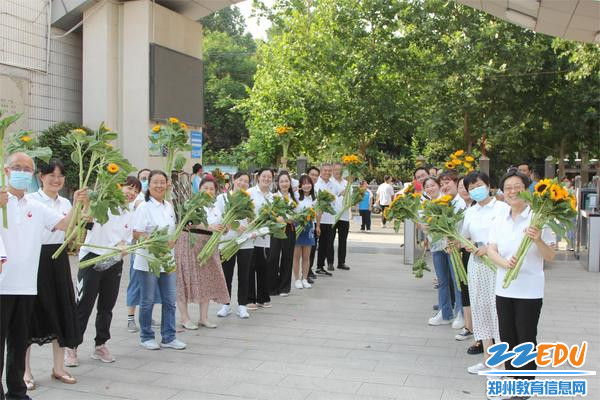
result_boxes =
[23,220,600,400]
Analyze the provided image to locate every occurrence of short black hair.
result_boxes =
[192,163,203,174]
[463,171,490,188]
[422,176,440,189]
[307,166,320,175]
[256,167,274,178]
[137,168,151,179]
[124,176,142,193]
[438,169,459,183]
[39,158,65,176]
[145,170,168,201]
[499,170,531,192]
[234,171,250,180]
[413,167,428,178]
[384,175,391,181]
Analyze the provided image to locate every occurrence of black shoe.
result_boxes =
[327,264,334,272]
[432,304,439,311]
[315,268,332,276]
[467,340,484,355]
[337,264,350,270]
[307,277,314,284]
[308,270,316,279]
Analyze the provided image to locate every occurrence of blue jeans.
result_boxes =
[432,251,462,320]
[139,270,176,344]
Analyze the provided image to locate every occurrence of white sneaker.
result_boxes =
[217,304,232,317]
[140,339,160,350]
[294,280,303,289]
[301,279,312,289]
[452,313,465,329]
[467,362,489,374]
[428,311,452,326]
[161,339,186,350]
[279,292,290,297]
[237,306,250,319]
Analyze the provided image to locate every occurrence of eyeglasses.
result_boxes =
[9,166,34,173]
[504,185,525,192]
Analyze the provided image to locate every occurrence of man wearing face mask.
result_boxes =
[0,152,88,400]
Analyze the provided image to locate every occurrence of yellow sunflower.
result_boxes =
[549,184,567,201]
[107,163,120,174]
[463,162,472,169]
[73,128,86,135]
[569,194,577,211]
[452,159,462,166]
[534,179,552,196]
[454,150,465,157]
[20,135,32,143]
[444,161,455,169]
[152,125,161,133]
[465,155,475,162]
[168,117,179,124]
[342,154,361,165]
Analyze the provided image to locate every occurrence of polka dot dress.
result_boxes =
[468,255,500,342]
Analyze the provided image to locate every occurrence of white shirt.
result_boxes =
[376,182,394,206]
[247,186,273,247]
[216,192,253,250]
[131,197,176,272]
[0,194,63,294]
[295,195,315,212]
[79,208,134,259]
[461,198,510,244]
[291,178,299,191]
[205,205,222,226]
[26,189,72,245]
[314,177,342,225]
[333,178,351,222]
[489,206,555,299]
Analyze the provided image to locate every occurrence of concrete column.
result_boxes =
[545,156,555,179]
[82,1,119,133]
[479,155,490,176]
[296,156,307,174]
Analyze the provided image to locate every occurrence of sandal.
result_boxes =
[51,369,77,384]
[24,376,36,391]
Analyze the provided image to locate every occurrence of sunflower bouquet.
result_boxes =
[0,112,23,228]
[197,189,255,266]
[79,192,214,276]
[210,168,229,189]
[503,179,577,288]
[292,207,317,239]
[412,256,431,278]
[220,198,288,262]
[151,117,192,174]
[444,150,476,175]
[334,155,367,224]
[422,195,468,287]
[315,189,336,215]
[275,126,293,161]
[383,184,422,232]
[52,124,131,258]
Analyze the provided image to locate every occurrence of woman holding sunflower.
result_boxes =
[487,170,556,379]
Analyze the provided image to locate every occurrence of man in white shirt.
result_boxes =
[306,166,321,282]
[0,152,86,400]
[375,176,394,227]
[332,163,351,271]
[314,163,342,275]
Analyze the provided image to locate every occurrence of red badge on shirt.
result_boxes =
[26,210,33,218]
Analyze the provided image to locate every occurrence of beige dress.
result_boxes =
[175,208,230,304]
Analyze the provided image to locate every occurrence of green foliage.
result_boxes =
[6,131,52,164]
[38,122,94,193]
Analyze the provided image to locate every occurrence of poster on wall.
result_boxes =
[191,129,202,161]
[149,129,166,157]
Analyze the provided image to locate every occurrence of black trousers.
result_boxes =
[381,204,390,225]
[0,294,35,400]
[76,253,123,347]
[496,295,543,379]
[249,247,271,304]
[270,225,296,294]
[317,223,334,268]
[460,249,471,307]
[221,248,252,306]
[359,210,371,230]
[333,220,349,266]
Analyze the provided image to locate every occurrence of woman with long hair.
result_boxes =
[175,177,230,329]
[270,171,297,297]
[216,172,253,319]
[24,159,80,387]
[292,174,316,289]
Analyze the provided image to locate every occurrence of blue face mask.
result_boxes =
[141,180,148,192]
[9,170,33,190]
[469,185,489,202]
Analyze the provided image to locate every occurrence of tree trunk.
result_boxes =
[558,139,566,179]
[463,110,472,153]
[581,148,590,185]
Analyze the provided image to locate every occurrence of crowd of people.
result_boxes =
[0,151,575,400]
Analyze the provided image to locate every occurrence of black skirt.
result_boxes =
[28,243,80,348]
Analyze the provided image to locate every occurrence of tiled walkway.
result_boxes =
[25,224,600,400]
